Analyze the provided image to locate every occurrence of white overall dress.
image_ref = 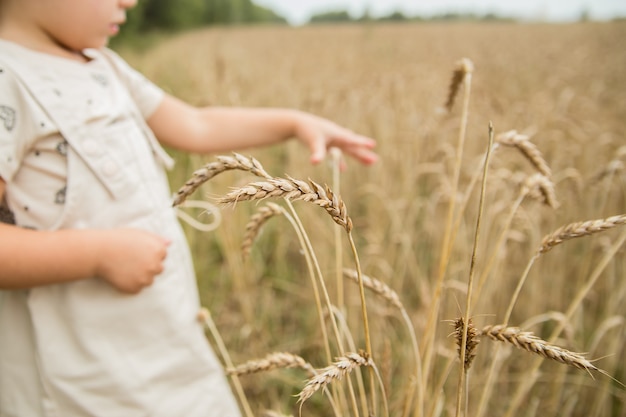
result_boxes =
[0,42,241,417]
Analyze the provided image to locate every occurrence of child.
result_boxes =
[0,0,377,415]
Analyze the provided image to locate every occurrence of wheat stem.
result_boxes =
[421,59,474,414]
[343,268,424,417]
[284,200,363,417]
[331,148,345,312]
[197,308,254,417]
[455,122,493,417]
[347,233,375,414]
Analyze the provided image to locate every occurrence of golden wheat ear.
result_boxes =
[453,317,480,371]
[444,57,474,112]
[297,351,373,405]
[522,173,559,209]
[539,214,626,253]
[241,202,284,259]
[227,352,316,377]
[218,176,352,232]
[496,130,552,178]
[480,324,598,373]
[342,268,403,310]
[173,153,272,207]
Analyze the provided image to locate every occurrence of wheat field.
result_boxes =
[120,21,626,417]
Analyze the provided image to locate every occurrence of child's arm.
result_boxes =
[0,179,169,294]
[147,94,378,165]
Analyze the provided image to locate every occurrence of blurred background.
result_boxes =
[114,0,626,38]
[113,2,626,416]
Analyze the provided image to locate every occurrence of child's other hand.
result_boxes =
[294,112,378,167]
[95,229,170,294]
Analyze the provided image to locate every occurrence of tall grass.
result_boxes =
[119,21,626,416]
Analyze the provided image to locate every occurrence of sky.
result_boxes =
[253,0,626,25]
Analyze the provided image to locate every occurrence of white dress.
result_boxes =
[0,40,241,417]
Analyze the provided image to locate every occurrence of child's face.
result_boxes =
[22,0,137,52]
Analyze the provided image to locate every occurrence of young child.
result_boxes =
[0,0,377,415]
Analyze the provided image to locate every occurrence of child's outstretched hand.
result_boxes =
[95,229,170,294]
[293,112,378,167]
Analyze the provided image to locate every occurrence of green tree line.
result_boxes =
[309,9,517,24]
[124,0,285,33]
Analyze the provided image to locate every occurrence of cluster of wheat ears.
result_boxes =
[172,57,625,417]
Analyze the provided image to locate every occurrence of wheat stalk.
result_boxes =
[454,317,480,371]
[496,130,552,178]
[539,214,626,253]
[261,411,293,417]
[343,268,423,417]
[444,58,474,111]
[173,153,272,206]
[297,351,373,405]
[218,176,352,232]
[422,58,475,417]
[196,308,254,417]
[227,352,316,377]
[480,325,598,372]
[241,202,284,258]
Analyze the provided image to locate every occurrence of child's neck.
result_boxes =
[0,22,90,63]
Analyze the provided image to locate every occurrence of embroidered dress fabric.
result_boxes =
[0,40,241,417]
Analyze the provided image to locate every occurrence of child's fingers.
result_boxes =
[342,145,379,166]
[309,135,327,165]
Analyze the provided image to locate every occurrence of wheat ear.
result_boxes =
[297,351,373,405]
[522,173,559,209]
[227,352,316,377]
[539,214,626,253]
[444,58,474,111]
[173,153,272,206]
[496,130,552,178]
[218,176,352,232]
[241,202,284,259]
[480,325,598,372]
[342,268,402,309]
[454,318,480,371]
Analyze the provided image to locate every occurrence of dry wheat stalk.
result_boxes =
[227,352,315,377]
[539,214,626,253]
[173,153,271,206]
[521,173,559,209]
[496,130,552,178]
[297,351,373,404]
[454,318,480,371]
[343,268,403,310]
[261,411,293,417]
[241,202,284,258]
[480,325,598,372]
[444,58,474,112]
[218,176,352,232]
